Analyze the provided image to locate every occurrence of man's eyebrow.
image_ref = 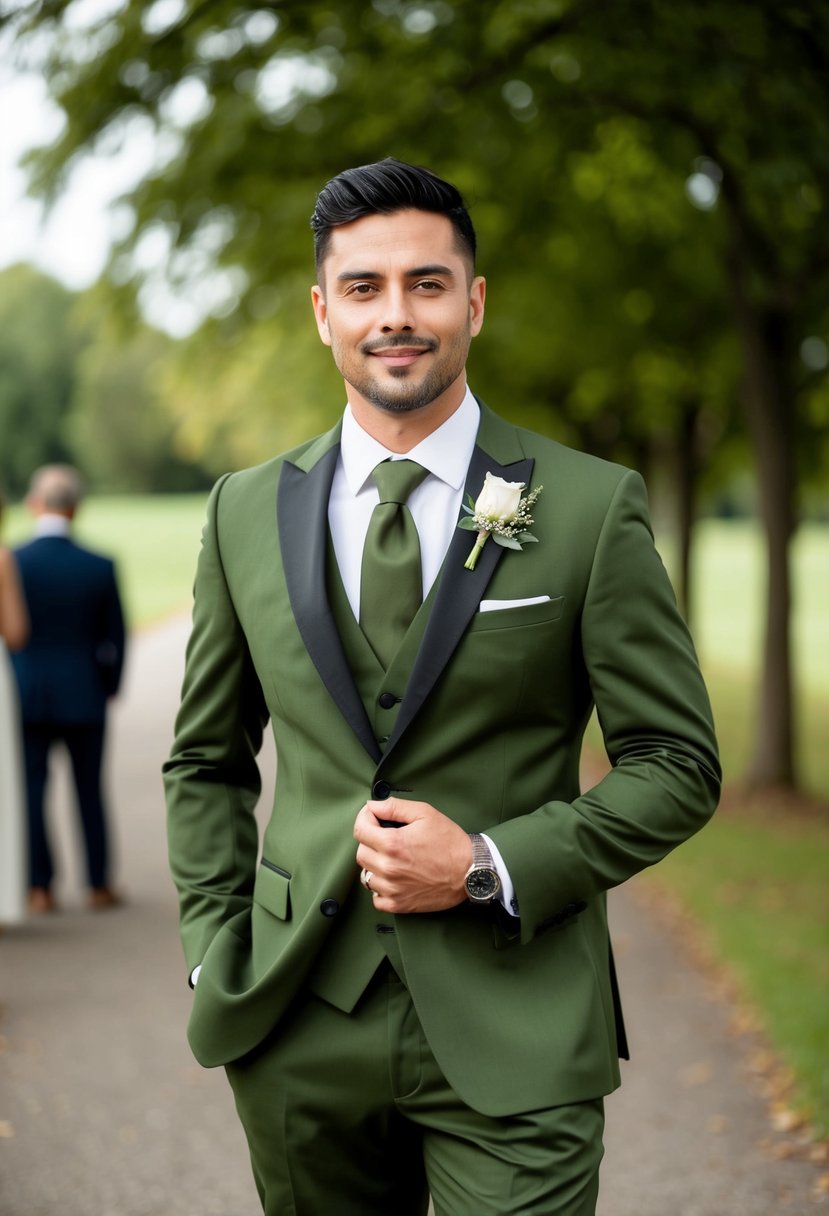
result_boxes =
[336,270,382,282]
[407,264,456,278]
[335,264,457,282]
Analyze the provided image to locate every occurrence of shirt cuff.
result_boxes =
[481,833,519,917]
[190,964,202,988]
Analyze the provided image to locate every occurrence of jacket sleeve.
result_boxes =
[163,475,269,972]
[96,559,126,697]
[487,469,721,945]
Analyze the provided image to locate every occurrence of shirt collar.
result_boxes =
[35,514,72,539]
[340,386,480,497]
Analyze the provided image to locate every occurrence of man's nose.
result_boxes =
[379,287,415,332]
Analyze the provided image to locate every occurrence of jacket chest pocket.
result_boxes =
[466,595,565,633]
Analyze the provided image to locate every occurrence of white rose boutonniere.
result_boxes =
[458,472,543,571]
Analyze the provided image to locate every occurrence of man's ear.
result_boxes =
[469,276,486,337]
[311,285,332,347]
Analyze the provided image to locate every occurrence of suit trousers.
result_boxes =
[225,950,604,1216]
[22,721,109,890]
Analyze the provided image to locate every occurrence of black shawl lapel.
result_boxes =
[278,446,381,763]
[382,439,535,764]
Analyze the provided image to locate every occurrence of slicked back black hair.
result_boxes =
[310,157,476,275]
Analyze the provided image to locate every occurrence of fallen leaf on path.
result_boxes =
[769,1140,802,1160]
[771,1104,806,1133]
[679,1060,713,1088]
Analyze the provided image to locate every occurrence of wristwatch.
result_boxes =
[464,833,501,904]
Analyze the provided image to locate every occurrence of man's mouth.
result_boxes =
[363,339,437,368]
[372,349,428,367]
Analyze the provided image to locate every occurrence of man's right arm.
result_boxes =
[163,475,268,976]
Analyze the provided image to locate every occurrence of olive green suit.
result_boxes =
[165,402,719,1145]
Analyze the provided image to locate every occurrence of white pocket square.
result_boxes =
[478,596,551,613]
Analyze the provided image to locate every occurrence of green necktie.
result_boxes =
[360,459,429,668]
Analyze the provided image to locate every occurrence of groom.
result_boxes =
[165,159,720,1216]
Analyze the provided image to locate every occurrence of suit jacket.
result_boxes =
[12,536,125,725]
[164,403,720,1116]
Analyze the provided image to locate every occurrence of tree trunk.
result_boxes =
[727,251,797,789]
[674,404,699,627]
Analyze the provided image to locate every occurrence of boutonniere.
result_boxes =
[458,472,543,571]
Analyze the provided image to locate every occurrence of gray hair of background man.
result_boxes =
[27,465,86,513]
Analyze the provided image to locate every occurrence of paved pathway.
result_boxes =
[1,619,825,1215]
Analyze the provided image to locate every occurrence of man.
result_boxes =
[165,159,720,1215]
[13,465,125,912]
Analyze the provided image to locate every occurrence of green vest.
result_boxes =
[306,539,440,1010]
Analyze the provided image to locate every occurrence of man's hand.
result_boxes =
[353,797,472,913]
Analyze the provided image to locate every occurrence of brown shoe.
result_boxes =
[28,887,57,914]
[88,886,124,911]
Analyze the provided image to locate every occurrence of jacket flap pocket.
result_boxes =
[253,860,291,920]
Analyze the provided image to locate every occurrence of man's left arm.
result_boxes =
[487,468,721,944]
[97,559,126,697]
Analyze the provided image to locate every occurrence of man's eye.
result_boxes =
[348,283,377,295]
[415,280,443,291]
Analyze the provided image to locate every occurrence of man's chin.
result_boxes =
[364,378,439,415]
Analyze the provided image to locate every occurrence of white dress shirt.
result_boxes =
[328,386,517,917]
[35,514,72,538]
[328,387,479,612]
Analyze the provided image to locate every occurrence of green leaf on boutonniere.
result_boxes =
[457,516,479,531]
[493,534,523,550]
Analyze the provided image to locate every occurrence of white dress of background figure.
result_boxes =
[0,543,29,925]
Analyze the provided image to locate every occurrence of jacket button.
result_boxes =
[319,899,339,917]
[378,692,397,709]
[372,780,392,800]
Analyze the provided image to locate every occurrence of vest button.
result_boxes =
[372,780,392,800]
[319,899,340,917]
[378,692,397,709]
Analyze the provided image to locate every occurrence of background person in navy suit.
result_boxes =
[12,465,126,913]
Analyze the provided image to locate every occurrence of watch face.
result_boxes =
[466,867,500,901]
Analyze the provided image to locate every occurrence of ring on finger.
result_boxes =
[360,868,374,892]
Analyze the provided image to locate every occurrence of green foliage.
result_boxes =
[67,288,211,491]
[157,275,344,476]
[0,264,82,496]
[0,266,212,495]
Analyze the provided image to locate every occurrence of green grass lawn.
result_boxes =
[4,495,828,1135]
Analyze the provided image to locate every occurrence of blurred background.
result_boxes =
[0,0,827,1145]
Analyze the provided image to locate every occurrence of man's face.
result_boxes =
[311,209,485,418]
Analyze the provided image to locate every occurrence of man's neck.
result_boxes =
[347,380,467,453]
